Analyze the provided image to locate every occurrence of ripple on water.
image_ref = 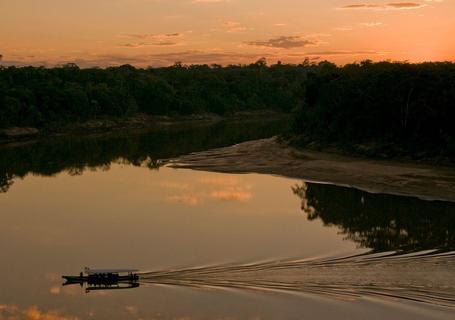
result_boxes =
[139,250,455,308]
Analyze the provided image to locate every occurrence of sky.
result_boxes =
[0,0,454,67]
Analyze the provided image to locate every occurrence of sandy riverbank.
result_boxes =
[170,137,455,202]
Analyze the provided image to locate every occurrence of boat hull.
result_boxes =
[62,274,138,284]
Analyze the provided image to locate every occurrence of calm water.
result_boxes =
[1,120,455,320]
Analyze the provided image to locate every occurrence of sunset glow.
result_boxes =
[1,0,454,67]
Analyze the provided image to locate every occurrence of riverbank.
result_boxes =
[0,111,288,145]
[170,137,455,202]
[286,135,455,166]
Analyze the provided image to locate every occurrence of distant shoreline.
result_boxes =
[0,111,289,146]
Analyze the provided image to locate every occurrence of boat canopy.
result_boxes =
[84,267,138,275]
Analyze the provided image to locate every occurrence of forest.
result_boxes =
[292,60,455,159]
[1,60,454,158]
[0,59,303,128]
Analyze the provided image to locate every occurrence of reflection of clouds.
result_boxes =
[58,285,83,296]
[0,304,18,313]
[125,305,138,316]
[0,305,79,320]
[47,274,112,297]
[160,181,192,190]
[45,273,60,282]
[85,290,111,297]
[59,284,111,297]
[50,287,61,295]
[167,195,201,206]
[163,174,254,206]
[199,176,239,186]
[210,190,252,201]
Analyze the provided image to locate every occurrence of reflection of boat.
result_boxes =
[62,268,140,292]
[86,282,140,292]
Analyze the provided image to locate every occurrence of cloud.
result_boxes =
[118,41,180,48]
[246,36,318,49]
[118,33,183,48]
[118,43,149,48]
[334,22,383,31]
[361,22,384,27]
[223,21,250,33]
[121,32,183,40]
[192,0,230,2]
[139,50,266,65]
[0,48,390,68]
[340,2,427,10]
[333,26,354,31]
[304,50,388,56]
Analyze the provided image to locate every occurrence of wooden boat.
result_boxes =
[62,268,139,285]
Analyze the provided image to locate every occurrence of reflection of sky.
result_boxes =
[0,304,79,320]
[1,165,454,319]
[163,175,253,205]
[2,286,453,320]
[0,165,354,266]
[0,164,365,319]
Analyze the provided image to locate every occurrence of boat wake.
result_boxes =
[139,250,455,308]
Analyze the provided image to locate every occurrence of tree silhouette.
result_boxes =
[0,118,286,193]
[292,182,455,252]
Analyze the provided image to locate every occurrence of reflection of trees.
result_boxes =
[0,119,286,193]
[292,182,455,252]
[0,170,13,192]
[291,182,315,217]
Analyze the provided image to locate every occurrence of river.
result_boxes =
[0,119,454,320]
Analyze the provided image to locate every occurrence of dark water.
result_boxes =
[1,119,454,320]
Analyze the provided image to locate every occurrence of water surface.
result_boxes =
[1,120,454,319]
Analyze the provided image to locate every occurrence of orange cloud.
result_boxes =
[117,33,184,48]
[223,21,250,33]
[340,2,427,10]
[0,48,394,68]
[247,36,318,49]
[192,0,230,3]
